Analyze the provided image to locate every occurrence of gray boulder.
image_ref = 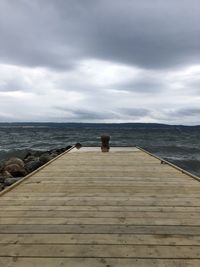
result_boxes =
[32,151,46,157]
[25,160,42,173]
[0,171,13,183]
[39,154,53,164]
[0,175,5,183]
[2,170,13,178]
[0,162,4,172]
[4,177,21,186]
[24,155,38,163]
[50,153,58,158]
[4,157,24,168]
[0,183,4,191]
[4,164,27,177]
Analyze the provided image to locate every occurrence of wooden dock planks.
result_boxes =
[0,147,200,266]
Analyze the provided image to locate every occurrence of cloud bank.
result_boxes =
[0,0,200,124]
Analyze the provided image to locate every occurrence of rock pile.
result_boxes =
[0,145,72,191]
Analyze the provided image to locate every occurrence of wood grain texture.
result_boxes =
[0,147,200,266]
[1,258,200,267]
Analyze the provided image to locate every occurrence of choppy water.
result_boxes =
[0,123,199,177]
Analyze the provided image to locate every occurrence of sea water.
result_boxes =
[0,123,199,177]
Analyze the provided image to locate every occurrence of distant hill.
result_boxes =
[0,122,199,129]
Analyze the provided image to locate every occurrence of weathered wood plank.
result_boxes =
[1,217,200,225]
[0,147,199,263]
[1,233,200,245]
[11,186,200,194]
[0,225,200,235]
[1,244,200,258]
[24,180,192,187]
[31,171,187,178]
[1,205,200,212]
[27,178,196,183]
[6,193,200,200]
[1,258,200,267]
[1,198,200,206]
[1,210,200,219]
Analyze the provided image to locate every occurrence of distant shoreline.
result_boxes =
[0,122,199,128]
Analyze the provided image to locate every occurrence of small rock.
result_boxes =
[0,171,13,182]
[25,160,42,173]
[2,171,13,178]
[0,175,5,183]
[4,157,25,168]
[56,150,62,154]
[0,183,5,191]
[50,149,58,154]
[54,149,61,153]
[4,177,21,186]
[24,155,38,163]
[4,164,27,177]
[50,153,58,158]
[39,154,53,164]
[0,162,4,172]
[32,151,46,157]
[23,152,32,160]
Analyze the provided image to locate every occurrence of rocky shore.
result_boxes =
[0,145,72,192]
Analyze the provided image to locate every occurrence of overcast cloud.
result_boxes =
[0,0,200,124]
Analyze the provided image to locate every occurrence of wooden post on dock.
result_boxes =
[101,135,110,152]
[75,143,82,149]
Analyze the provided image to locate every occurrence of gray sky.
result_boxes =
[0,0,200,124]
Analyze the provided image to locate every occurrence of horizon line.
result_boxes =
[0,122,199,127]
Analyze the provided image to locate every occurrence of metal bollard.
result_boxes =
[101,135,110,152]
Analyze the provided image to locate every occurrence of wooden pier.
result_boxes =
[0,146,200,266]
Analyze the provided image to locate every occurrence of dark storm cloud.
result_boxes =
[0,0,199,125]
[71,110,116,121]
[0,0,200,70]
[54,106,150,121]
[115,77,165,93]
[54,106,117,120]
[170,108,200,117]
[0,78,26,92]
[72,109,151,121]
[0,0,77,70]
[120,108,150,117]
